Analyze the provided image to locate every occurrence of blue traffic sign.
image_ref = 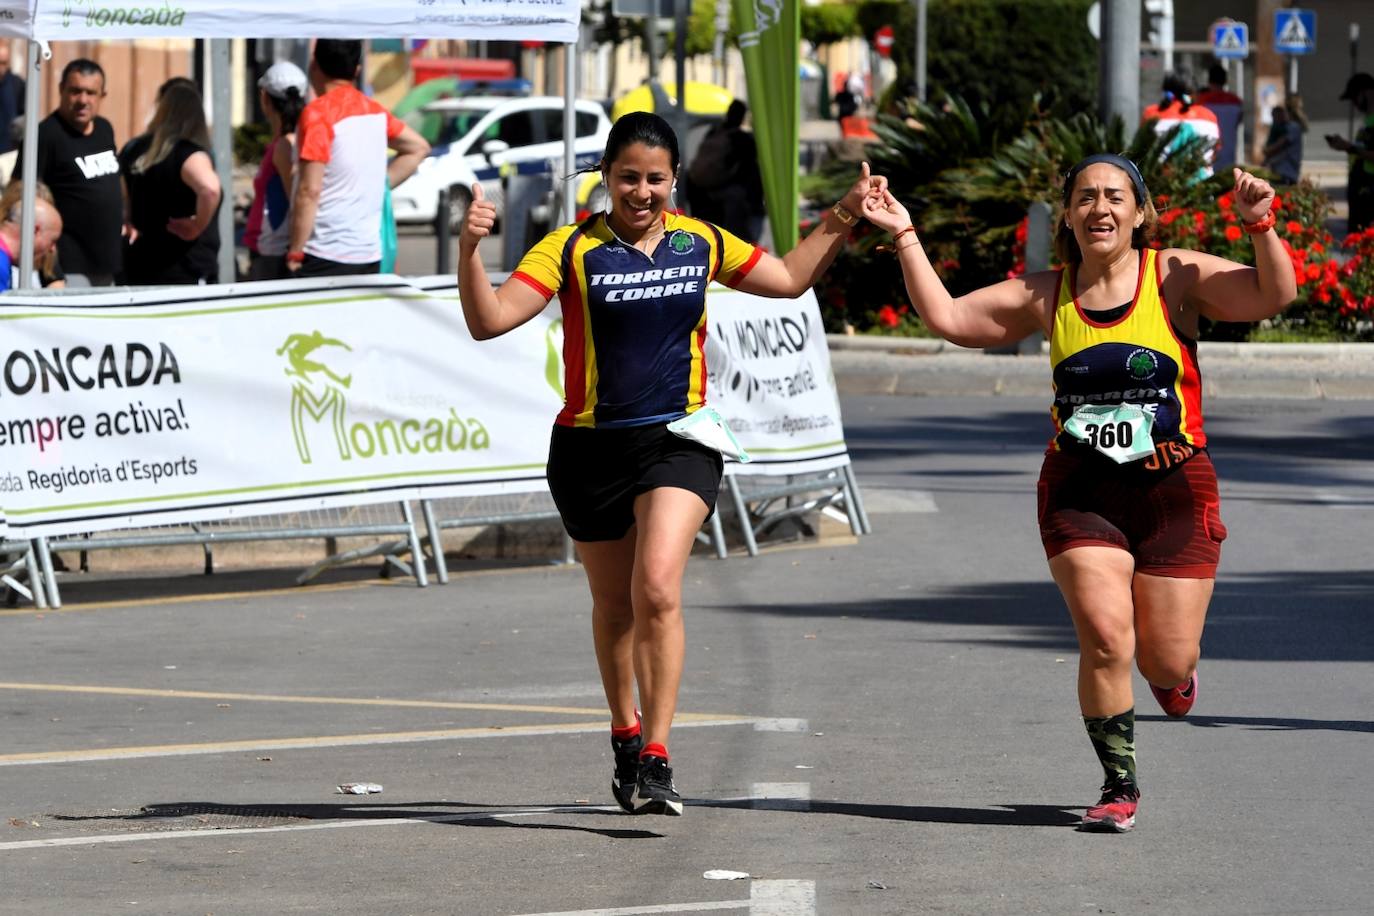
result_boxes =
[1211,20,1249,60]
[1274,8,1317,55]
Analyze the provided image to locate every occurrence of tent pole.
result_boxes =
[18,40,42,290]
[563,40,577,224]
[211,38,234,283]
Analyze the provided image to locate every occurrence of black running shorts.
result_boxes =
[546,423,724,542]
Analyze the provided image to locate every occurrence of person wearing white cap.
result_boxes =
[245,60,308,280]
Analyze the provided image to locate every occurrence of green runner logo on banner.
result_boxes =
[279,332,354,465]
[278,331,492,465]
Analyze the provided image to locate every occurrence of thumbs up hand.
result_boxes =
[460,181,498,248]
[838,161,889,226]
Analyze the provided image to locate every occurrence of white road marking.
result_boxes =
[750,880,817,915]
[749,783,811,811]
[503,880,817,916]
[1315,490,1374,509]
[0,681,612,716]
[751,718,808,732]
[858,488,938,514]
[0,716,756,768]
[506,903,746,915]
[0,804,614,852]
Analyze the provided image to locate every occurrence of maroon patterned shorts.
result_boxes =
[1036,447,1227,578]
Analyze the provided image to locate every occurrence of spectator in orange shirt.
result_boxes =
[1142,73,1220,180]
[286,39,429,277]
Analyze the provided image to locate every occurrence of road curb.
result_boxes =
[828,344,1374,400]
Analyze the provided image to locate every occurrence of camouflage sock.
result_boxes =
[1083,708,1137,790]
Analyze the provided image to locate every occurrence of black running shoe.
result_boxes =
[632,755,683,816]
[610,731,643,813]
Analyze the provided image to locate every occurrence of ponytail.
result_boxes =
[265,86,305,135]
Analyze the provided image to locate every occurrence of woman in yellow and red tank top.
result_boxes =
[863,154,1296,833]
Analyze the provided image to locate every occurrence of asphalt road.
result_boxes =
[1,395,1371,915]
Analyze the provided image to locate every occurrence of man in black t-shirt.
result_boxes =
[16,58,124,285]
[0,43,25,156]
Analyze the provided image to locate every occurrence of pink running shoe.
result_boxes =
[1080,781,1140,833]
[1150,670,1198,719]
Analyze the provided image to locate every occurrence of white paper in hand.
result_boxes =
[666,406,751,463]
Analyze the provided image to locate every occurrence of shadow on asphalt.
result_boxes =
[845,404,1374,493]
[696,798,1083,827]
[705,568,1374,663]
[701,583,1079,653]
[40,556,569,606]
[843,409,1051,465]
[1139,714,1374,733]
[47,797,1088,835]
[51,801,664,840]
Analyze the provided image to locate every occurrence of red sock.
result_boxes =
[640,742,668,762]
[610,719,641,741]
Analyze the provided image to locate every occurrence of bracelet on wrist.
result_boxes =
[830,202,858,227]
[1241,211,1276,235]
[877,233,921,255]
[285,250,306,264]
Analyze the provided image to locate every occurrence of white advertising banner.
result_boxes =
[0,276,563,537]
[0,277,850,537]
[702,287,850,477]
[0,1,580,42]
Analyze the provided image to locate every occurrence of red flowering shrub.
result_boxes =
[1334,228,1374,320]
[1150,180,1371,339]
[804,98,1368,339]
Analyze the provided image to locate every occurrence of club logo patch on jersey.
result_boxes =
[1126,348,1159,381]
[668,231,695,255]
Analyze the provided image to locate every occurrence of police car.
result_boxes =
[390,95,612,230]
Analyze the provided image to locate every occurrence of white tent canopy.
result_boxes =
[3,0,583,285]
[0,1,579,43]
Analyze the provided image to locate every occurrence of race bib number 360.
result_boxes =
[1063,403,1155,463]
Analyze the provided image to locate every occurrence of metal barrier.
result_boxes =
[418,491,571,585]
[18,465,869,607]
[418,489,734,582]
[1,539,46,608]
[38,501,428,609]
[723,464,872,557]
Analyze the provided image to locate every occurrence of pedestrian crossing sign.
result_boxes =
[1210,20,1248,60]
[1274,8,1316,55]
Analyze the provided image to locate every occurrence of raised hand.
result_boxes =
[840,161,889,215]
[862,188,912,235]
[1231,167,1275,223]
[461,182,498,247]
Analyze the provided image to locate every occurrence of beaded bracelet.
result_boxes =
[876,227,921,255]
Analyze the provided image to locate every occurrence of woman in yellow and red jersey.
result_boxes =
[457,111,884,818]
[863,154,1296,833]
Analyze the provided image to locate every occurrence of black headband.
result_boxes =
[1063,153,1149,205]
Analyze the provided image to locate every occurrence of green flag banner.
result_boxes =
[732,0,799,253]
